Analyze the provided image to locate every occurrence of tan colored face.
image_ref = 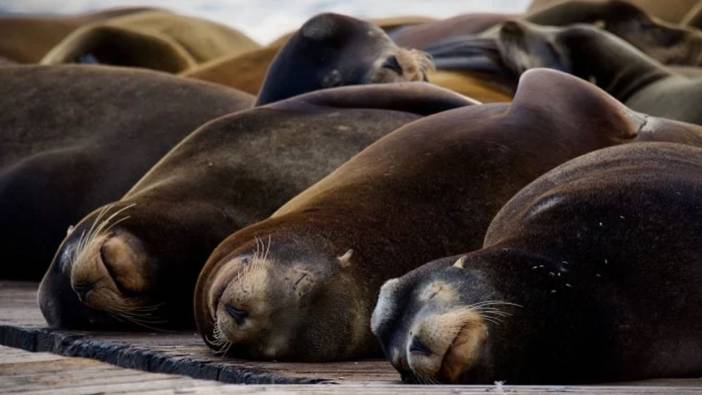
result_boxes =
[369,47,434,84]
[67,205,153,325]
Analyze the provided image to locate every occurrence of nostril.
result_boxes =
[225,304,249,325]
[73,283,95,301]
[409,337,432,355]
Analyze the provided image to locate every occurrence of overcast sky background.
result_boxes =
[0,0,530,43]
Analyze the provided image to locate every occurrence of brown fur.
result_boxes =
[528,0,700,23]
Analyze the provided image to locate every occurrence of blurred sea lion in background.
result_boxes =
[41,10,260,73]
[0,7,152,63]
[194,69,702,362]
[495,20,702,124]
[373,142,702,384]
[527,0,701,23]
[525,0,702,66]
[0,65,253,280]
[37,83,473,330]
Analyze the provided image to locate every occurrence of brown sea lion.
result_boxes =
[527,0,700,23]
[0,65,253,281]
[372,142,702,384]
[524,0,702,66]
[193,68,702,362]
[254,13,433,105]
[41,10,260,73]
[495,20,702,124]
[37,83,473,329]
[683,2,702,28]
[0,7,153,63]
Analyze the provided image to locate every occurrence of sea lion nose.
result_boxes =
[225,304,249,325]
[409,337,432,355]
[73,283,95,301]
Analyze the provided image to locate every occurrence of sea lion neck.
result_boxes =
[560,26,669,101]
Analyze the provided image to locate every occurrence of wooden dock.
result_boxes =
[2,281,702,394]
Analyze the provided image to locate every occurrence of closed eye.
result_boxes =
[382,55,403,74]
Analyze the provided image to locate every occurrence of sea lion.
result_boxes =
[372,142,702,384]
[37,82,473,330]
[41,10,260,73]
[193,68,702,362]
[0,7,153,63]
[254,13,433,105]
[524,0,702,66]
[0,65,253,280]
[683,2,702,28]
[527,0,700,23]
[495,20,702,124]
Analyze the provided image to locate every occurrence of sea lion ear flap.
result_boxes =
[453,255,468,269]
[337,249,354,268]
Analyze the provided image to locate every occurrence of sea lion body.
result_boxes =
[528,0,700,23]
[525,0,702,66]
[372,142,702,383]
[496,20,702,124]
[0,7,153,63]
[38,83,472,329]
[0,65,252,280]
[40,10,260,73]
[194,69,702,362]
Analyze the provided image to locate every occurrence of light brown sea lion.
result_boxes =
[194,68,702,362]
[528,0,700,23]
[0,65,253,281]
[495,20,702,124]
[41,10,260,73]
[0,7,153,63]
[373,142,702,384]
[37,83,473,329]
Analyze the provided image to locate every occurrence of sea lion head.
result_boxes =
[196,225,368,361]
[371,255,515,384]
[255,13,433,105]
[39,199,215,329]
[495,20,571,75]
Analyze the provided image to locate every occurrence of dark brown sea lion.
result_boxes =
[372,142,702,384]
[524,0,702,66]
[194,68,702,362]
[40,10,260,73]
[254,13,433,105]
[495,20,702,124]
[0,65,253,280]
[0,7,153,63]
[528,0,700,23]
[37,83,473,330]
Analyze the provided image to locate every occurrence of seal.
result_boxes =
[37,82,473,329]
[524,0,702,66]
[0,7,153,63]
[527,0,700,23]
[372,142,702,384]
[495,20,702,124]
[40,10,260,73]
[254,13,433,105]
[194,68,702,362]
[0,64,253,280]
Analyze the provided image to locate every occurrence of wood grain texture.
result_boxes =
[2,281,702,394]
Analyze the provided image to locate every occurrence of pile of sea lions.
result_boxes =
[3,0,702,385]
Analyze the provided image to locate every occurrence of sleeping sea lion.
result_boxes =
[37,83,473,329]
[524,0,702,66]
[495,20,702,124]
[193,68,702,362]
[372,142,702,384]
[40,10,260,73]
[0,65,253,280]
[527,0,700,23]
[0,7,154,63]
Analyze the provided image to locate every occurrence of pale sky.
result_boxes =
[0,0,530,44]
